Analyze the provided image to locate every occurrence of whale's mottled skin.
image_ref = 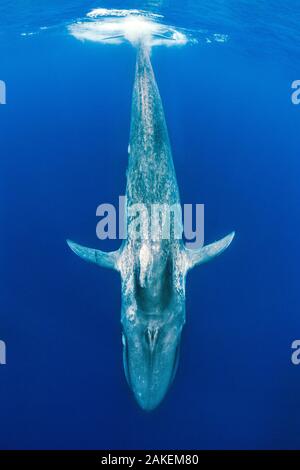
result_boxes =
[67,45,234,410]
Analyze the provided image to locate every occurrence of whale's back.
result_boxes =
[127,46,180,207]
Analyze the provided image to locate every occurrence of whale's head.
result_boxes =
[121,311,184,411]
[120,242,186,410]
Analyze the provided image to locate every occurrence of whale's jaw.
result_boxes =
[122,314,183,411]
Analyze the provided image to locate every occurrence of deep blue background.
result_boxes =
[1,0,300,449]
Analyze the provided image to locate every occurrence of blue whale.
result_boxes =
[67,45,234,411]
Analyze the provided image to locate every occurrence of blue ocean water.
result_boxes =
[1,0,300,450]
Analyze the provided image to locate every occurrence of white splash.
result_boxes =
[213,33,229,43]
[69,9,189,47]
[18,6,229,47]
[87,8,163,19]
[20,31,37,37]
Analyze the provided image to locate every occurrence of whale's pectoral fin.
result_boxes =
[66,239,119,271]
[185,231,235,271]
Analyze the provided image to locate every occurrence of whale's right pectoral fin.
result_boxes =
[66,239,119,271]
[185,231,235,271]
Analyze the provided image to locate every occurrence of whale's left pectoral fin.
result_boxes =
[66,239,119,271]
[185,231,235,271]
